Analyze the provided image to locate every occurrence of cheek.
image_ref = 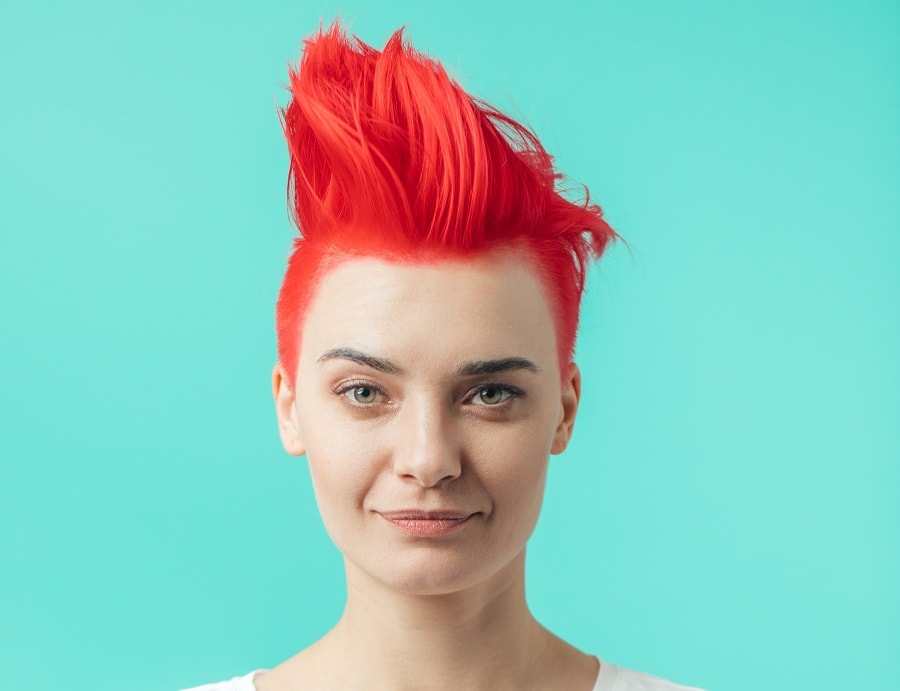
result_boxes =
[498,398,559,513]
[301,413,382,528]
[471,415,554,504]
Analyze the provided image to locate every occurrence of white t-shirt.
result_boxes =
[179,658,705,690]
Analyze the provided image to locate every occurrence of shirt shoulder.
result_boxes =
[177,669,268,691]
[595,660,706,691]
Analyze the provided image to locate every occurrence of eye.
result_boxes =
[476,386,509,405]
[350,385,378,404]
[334,381,387,407]
[470,384,522,406]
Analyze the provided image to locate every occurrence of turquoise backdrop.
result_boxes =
[1,1,897,689]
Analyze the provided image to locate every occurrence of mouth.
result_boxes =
[378,510,476,537]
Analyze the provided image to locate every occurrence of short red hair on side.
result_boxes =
[276,21,617,389]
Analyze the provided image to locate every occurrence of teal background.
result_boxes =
[1,1,897,689]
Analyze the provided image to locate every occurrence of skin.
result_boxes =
[264,249,598,690]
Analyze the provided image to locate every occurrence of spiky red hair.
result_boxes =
[276,22,616,388]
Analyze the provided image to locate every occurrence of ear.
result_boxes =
[550,362,581,455]
[272,363,307,457]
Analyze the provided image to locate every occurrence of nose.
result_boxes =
[392,397,462,488]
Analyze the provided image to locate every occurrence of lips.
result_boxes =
[379,510,476,537]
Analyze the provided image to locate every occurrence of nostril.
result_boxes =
[394,448,463,488]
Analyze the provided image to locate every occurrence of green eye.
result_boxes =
[351,386,378,404]
[477,387,510,405]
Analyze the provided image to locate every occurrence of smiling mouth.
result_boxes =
[379,511,476,537]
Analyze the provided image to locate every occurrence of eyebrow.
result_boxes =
[455,357,540,377]
[316,348,539,377]
[317,348,403,374]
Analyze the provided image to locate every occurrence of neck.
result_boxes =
[257,549,599,691]
[325,550,551,690]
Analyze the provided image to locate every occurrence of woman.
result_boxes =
[184,22,704,691]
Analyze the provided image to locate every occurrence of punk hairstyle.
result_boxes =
[276,22,617,388]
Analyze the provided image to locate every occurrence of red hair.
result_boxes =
[276,22,617,388]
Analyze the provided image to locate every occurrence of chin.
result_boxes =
[348,543,526,597]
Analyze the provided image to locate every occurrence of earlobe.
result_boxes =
[272,363,307,457]
[550,362,581,455]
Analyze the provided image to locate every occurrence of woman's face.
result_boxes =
[273,250,580,595]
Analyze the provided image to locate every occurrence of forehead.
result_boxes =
[297,250,558,370]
